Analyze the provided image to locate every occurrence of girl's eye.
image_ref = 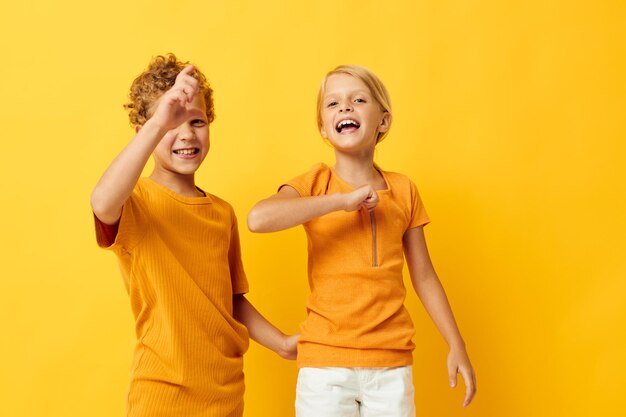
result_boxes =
[355,98,366,103]
[327,101,338,108]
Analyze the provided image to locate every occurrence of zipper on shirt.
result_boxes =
[369,210,378,267]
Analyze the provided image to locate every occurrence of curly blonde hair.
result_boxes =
[124,54,215,127]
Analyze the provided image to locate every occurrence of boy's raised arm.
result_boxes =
[90,121,168,225]
[91,66,199,225]
[247,184,379,233]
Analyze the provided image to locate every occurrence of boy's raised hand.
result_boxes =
[343,185,379,212]
[149,65,200,131]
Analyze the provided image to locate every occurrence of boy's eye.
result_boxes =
[192,119,206,126]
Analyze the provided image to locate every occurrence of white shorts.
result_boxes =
[295,366,416,417]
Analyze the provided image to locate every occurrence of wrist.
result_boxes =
[275,333,289,356]
[278,336,286,354]
[448,339,466,351]
[335,192,349,211]
[142,118,171,138]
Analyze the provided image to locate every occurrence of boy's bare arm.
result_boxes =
[403,226,476,407]
[90,122,168,224]
[247,184,379,233]
[90,65,199,225]
[232,294,298,359]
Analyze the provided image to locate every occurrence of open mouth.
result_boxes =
[336,119,360,133]
[173,148,199,155]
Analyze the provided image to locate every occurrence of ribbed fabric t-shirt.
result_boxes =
[94,177,249,417]
[283,163,430,368]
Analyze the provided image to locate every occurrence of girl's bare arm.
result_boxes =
[403,226,476,407]
[247,184,379,232]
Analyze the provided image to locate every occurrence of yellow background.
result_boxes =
[1,1,624,416]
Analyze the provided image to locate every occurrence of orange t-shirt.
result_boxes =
[94,178,249,417]
[284,163,430,368]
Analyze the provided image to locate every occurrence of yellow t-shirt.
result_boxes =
[284,163,430,368]
[95,178,249,417]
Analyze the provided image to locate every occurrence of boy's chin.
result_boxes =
[175,164,203,175]
[156,163,202,176]
[171,156,207,171]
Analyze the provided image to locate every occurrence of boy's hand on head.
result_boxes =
[343,185,379,212]
[447,346,476,407]
[149,65,200,131]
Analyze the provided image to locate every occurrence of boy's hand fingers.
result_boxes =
[174,91,187,108]
[164,90,185,108]
[180,79,199,101]
[179,73,198,88]
[280,334,299,360]
[175,66,199,99]
[182,85,195,102]
[180,64,195,77]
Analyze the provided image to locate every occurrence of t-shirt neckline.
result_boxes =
[327,163,391,194]
[142,177,213,205]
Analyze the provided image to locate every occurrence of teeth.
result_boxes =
[337,119,359,129]
[174,148,196,155]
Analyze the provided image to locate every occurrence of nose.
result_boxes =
[177,122,196,141]
[339,100,353,113]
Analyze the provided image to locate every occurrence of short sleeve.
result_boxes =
[93,185,148,251]
[229,214,249,295]
[94,214,120,248]
[280,163,330,197]
[408,180,430,229]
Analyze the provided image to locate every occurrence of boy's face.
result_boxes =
[147,93,210,177]
[319,73,389,154]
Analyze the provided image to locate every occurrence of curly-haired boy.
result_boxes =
[91,54,297,417]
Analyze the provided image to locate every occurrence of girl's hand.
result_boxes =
[447,346,476,407]
[149,65,199,131]
[343,185,379,212]
[278,333,299,360]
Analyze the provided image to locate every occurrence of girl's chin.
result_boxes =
[329,138,376,151]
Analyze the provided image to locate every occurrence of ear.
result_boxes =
[135,125,142,133]
[378,112,391,133]
[320,124,328,139]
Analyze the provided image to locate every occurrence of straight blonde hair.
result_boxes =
[316,65,392,143]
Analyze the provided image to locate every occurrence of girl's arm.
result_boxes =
[232,294,298,359]
[403,226,477,407]
[247,184,378,233]
[90,65,199,225]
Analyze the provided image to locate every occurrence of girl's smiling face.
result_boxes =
[319,73,390,154]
